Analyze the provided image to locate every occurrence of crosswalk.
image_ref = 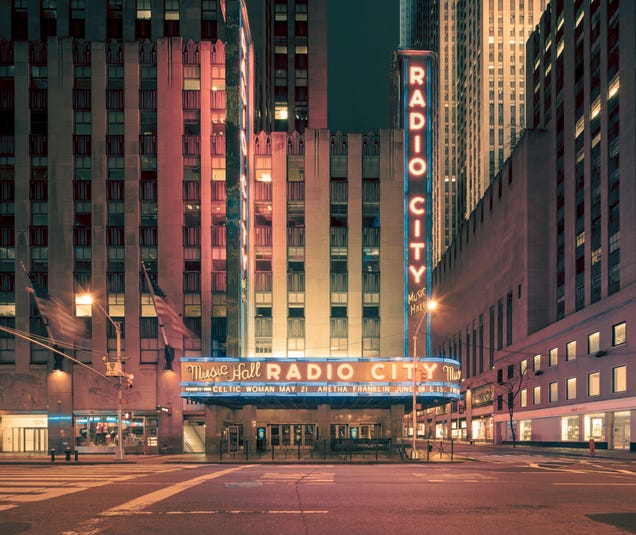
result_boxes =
[259,470,335,485]
[0,464,183,512]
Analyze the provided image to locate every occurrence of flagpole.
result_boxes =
[141,261,170,347]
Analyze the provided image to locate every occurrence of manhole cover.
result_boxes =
[225,481,264,488]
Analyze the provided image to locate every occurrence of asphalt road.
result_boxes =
[1,453,635,535]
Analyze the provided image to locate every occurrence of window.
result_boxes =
[532,354,541,371]
[520,388,527,407]
[533,386,541,405]
[612,365,626,393]
[561,416,579,441]
[520,359,528,375]
[566,340,576,361]
[549,382,558,403]
[613,322,626,346]
[584,371,601,397]
[566,377,577,400]
[588,331,600,353]
[549,348,558,367]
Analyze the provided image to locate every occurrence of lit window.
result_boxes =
[549,348,558,367]
[275,103,288,120]
[532,354,541,371]
[613,322,626,346]
[588,332,600,354]
[588,372,600,397]
[75,294,92,317]
[520,388,527,407]
[566,377,577,400]
[533,386,541,405]
[549,382,558,402]
[612,366,626,393]
[566,340,576,361]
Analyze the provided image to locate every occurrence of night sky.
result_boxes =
[327,0,399,134]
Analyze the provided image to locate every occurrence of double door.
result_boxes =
[269,424,315,448]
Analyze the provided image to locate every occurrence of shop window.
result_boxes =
[584,414,605,441]
[519,420,531,441]
[561,416,579,441]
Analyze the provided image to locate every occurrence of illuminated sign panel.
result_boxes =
[239,2,249,302]
[399,50,435,359]
[181,358,461,400]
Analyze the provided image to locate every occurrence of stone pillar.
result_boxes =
[316,404,331,451]
[390,404,405,444]
[204,405,223,454]
[242,405,257,453]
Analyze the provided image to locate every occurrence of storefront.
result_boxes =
[73,412,159,454]
[0,413,49,453]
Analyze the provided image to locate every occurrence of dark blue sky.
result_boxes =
[327,1,399,134]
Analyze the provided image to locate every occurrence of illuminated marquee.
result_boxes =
[180,358,461,400]
[399,50,435,358]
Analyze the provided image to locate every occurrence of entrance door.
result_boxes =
[269,424,315,448]
[11,427,48,453]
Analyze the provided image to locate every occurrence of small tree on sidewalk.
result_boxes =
[496,360,527,447]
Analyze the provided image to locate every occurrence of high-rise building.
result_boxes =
[0,1,459,456]
[428,0,635,448]
[246,0,327,133]
[400,1,548,263]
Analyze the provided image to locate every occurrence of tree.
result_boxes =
[496,360,527,447]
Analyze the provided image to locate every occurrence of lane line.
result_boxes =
[102,465,255,516]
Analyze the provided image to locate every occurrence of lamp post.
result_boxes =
[411,299,437,458]
[84,295,126,461]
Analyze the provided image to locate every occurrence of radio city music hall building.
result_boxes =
[0,1,459,455]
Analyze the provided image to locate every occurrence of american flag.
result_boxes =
[25,273,86,342]
[142,264,193,339]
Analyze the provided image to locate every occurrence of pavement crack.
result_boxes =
[293,471,314,535]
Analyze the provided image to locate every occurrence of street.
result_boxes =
[1,452,635,535]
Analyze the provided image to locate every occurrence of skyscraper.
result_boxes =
[246,0,327,133]
[400,0,548,262]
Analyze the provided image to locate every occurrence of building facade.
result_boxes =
[0,1,459,455]
[428,0,635,450]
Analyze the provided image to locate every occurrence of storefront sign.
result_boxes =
[181,358,461,400]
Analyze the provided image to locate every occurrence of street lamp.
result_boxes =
[412,299,437,457]
[81,295,127,462]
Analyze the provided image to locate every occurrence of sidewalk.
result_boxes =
[1,441,634,465]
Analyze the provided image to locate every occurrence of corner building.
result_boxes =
[0,2,459,455]
[430,0,635,451]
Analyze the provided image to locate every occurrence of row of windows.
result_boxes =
[517,364,627,408]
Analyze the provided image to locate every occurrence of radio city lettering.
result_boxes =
[183,359,460,386]
[239,24,249,273]
[406,62,428,286]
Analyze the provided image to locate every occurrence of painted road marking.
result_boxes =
[102,465,255,516]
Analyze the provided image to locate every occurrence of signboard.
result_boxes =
[398,50,436,359]
[181,358,461,401]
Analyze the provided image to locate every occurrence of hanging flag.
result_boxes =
[25,272,86,342]
[164,345,175,371]
[141,262,193,340]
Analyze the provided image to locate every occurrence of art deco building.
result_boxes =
[428,0,635,450]
[0,1,459,455]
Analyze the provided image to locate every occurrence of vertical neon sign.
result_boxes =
[238,3,250,348]
[399,51,434,359]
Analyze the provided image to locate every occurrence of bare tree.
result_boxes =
[496,361,527,447]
